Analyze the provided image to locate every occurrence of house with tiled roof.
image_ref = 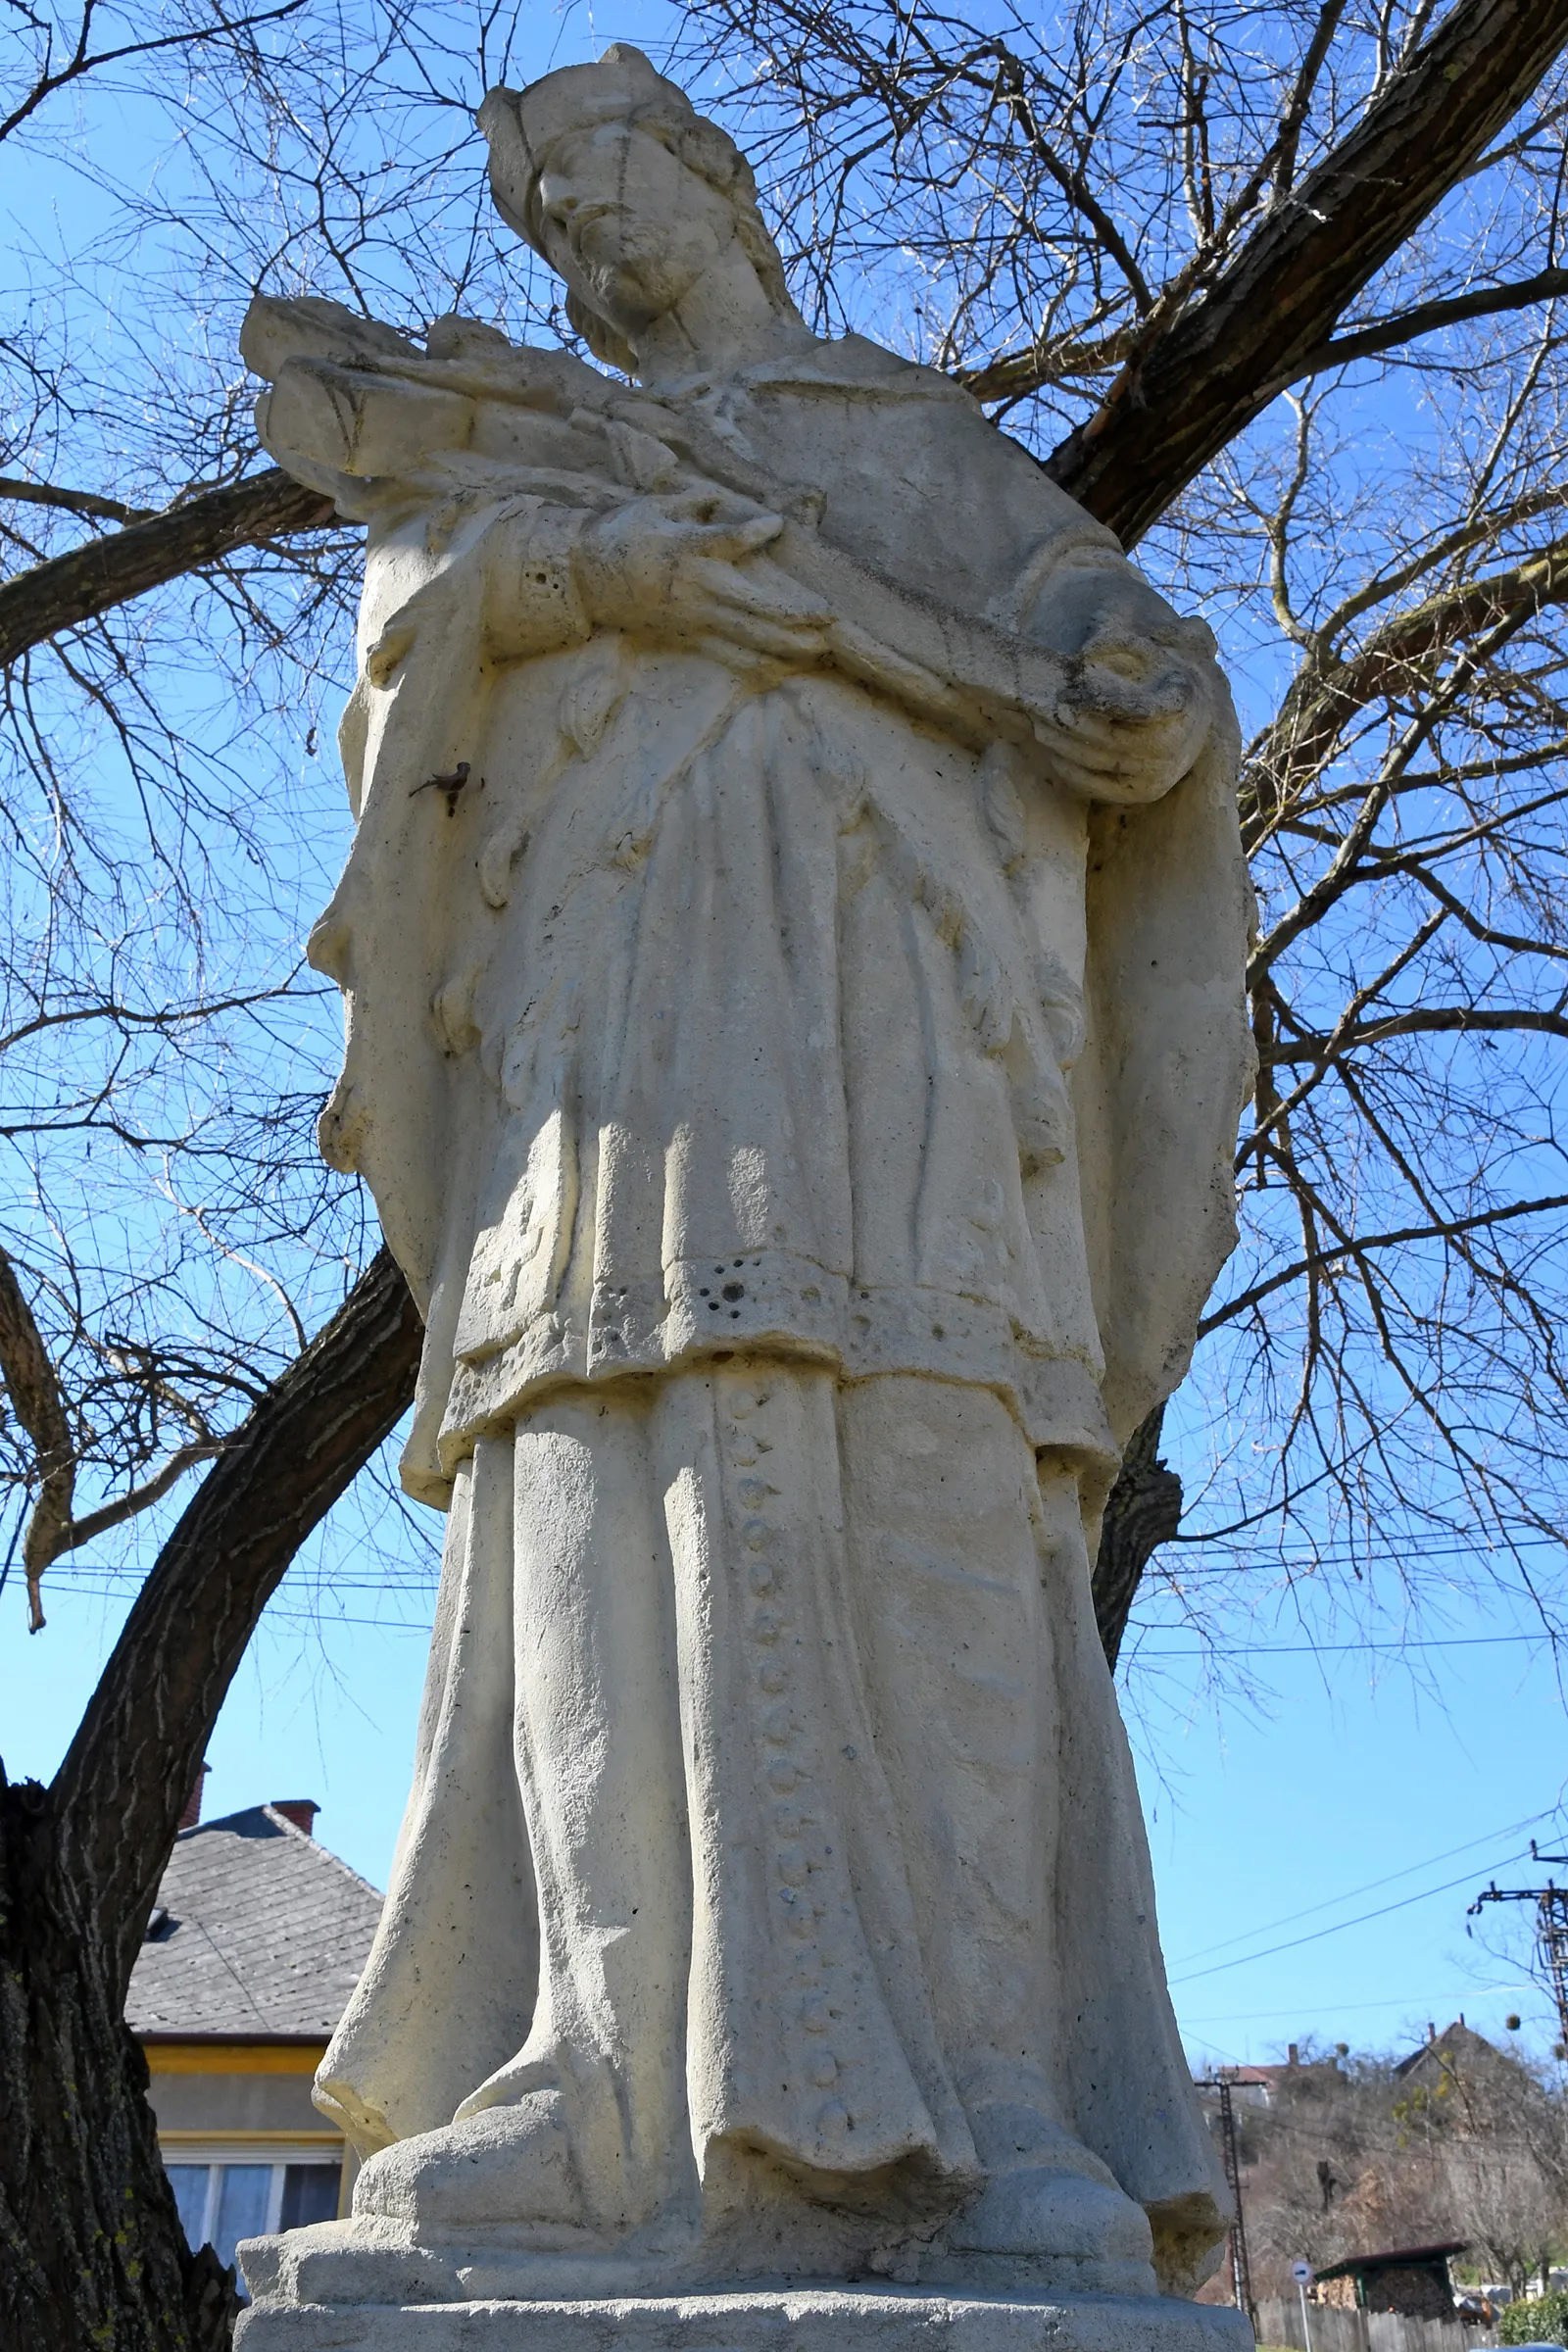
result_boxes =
[1196,2043,1343,2112]
[1392,2017,1503,2087]
[127,1784,383,2280]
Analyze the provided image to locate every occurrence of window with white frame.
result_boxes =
[166,2158,341,2286]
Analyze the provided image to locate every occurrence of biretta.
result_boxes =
[479,48,698,256]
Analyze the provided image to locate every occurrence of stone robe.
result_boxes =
[247,299,1253,2281]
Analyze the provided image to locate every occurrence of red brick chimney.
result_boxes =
[271,1800,319,1836]
[178,1763,210,1832]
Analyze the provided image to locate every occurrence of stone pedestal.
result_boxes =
[235,2280,1254,2352]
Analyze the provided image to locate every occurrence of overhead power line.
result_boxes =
[1170,1848,1539,1986]
[1169,1807,1561,1970]
[1180,1988,1534,2026]
[1134,1632,1555,1655]
[1470,1844,1568,2044]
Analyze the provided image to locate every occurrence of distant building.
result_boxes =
[1311,2240,1467,2319]
[1196,2064,1277,2110]
[126,1791,382,2280]
[1393,2018,1503,2090]
[1197,2044,1341,2110]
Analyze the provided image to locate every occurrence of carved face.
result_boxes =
[533,120,737,340]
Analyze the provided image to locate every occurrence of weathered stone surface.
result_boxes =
[237,40,1254,2334]
[236,2283,1254,2351]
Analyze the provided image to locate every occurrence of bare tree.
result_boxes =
[1230,2050,1451,2300]
[3,0,1568,2343]
[0,1248,421,2352]
[668,0,1568,1657]
[1178,368,1568,1647]
[1214,2034,1568,2304]
[1446,2135,1564,2300]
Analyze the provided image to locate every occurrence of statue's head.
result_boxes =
[478,48,800,371]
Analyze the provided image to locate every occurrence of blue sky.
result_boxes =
[1132,1595,1566,2068]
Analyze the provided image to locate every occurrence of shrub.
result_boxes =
[1498,2289,1568,2345]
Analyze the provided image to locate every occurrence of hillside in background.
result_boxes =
[1200,2025,1568,2302]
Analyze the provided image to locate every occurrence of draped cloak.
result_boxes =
[249,304,1254,2257]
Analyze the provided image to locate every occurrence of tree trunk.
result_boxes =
[0,1250,421,2352]
[1091,1403,1184,1671]
[0,1773,238,2352]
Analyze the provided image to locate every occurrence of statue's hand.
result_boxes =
[1026,564,1221,800]
[575,490,831,661]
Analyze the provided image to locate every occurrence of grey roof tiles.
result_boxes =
[126,1804,383,2038]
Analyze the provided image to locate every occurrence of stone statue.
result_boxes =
[237,45,1254,2345]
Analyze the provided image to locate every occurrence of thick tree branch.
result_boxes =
[959,323,1138,402]
[1253,535,1568,812]
[1200,1190,1568,1335]
[1338,483,1568,633]
[968,262,1568,408]
[0,1248,73,1632]
[0,468,336,669]
[1045,0,1568,543]
[1092,1403,1182,1670]
[49,1246,421,2002]
[1264,265,1568,389]
[49,1442,229,1559]
[0,475,157,527]
[1271,1005,1568,1054]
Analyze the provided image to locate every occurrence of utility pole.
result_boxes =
[1200,2075,1258,2331]
[1469,1844,1568,2045]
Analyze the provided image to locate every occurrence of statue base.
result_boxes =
[234,2280,1253,2351]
